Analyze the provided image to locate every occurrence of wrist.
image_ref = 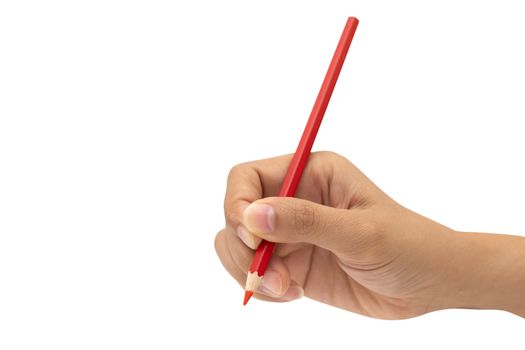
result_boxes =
[437,230,525,316]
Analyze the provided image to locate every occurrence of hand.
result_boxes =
[215,152,525,319]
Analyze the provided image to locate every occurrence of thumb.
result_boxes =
[243,197,369,254]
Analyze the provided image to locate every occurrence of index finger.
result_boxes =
[224,155,293,248]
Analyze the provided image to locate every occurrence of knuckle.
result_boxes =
[314,150,342,163]
[348,213,390,258]
[316,150,338,158]
[227,210,239,226]
[227,163,245,181]
[309,151,335,167]
[354,213,378,237]
[291,201,321,238]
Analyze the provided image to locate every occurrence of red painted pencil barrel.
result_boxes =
[247,17,359,280]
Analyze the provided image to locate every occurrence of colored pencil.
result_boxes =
[243,17,359,305]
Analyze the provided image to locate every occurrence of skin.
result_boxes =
[214,151,525,319]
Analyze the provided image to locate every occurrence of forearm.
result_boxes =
[439,231,525,317]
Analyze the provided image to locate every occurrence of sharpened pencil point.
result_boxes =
[243,290,253,305]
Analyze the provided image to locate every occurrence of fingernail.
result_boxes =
[236,225,255,249]
[281,286,304,301]
[258,270,282,296]
[244,203,275,234]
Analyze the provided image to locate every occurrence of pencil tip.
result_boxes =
[243,290,253,305]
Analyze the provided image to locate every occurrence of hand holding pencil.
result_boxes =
[217,151,525,319]
[215,18,525,319]
[240,17,359,305]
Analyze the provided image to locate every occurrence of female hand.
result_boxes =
[215,152,525,319]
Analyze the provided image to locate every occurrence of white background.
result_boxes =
[1,0,524,349]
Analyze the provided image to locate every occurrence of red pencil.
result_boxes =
[243,17,359,305]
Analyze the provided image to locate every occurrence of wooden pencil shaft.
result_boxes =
[279,17,359,198]
[244,17,359,297]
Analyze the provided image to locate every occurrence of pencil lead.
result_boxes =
[243,290,253,305]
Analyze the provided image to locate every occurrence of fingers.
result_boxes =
[214,228,304,302]
[224,155,294,249]
[223,151,381,252]
[224,152,340,250]
[243,196,375,256]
